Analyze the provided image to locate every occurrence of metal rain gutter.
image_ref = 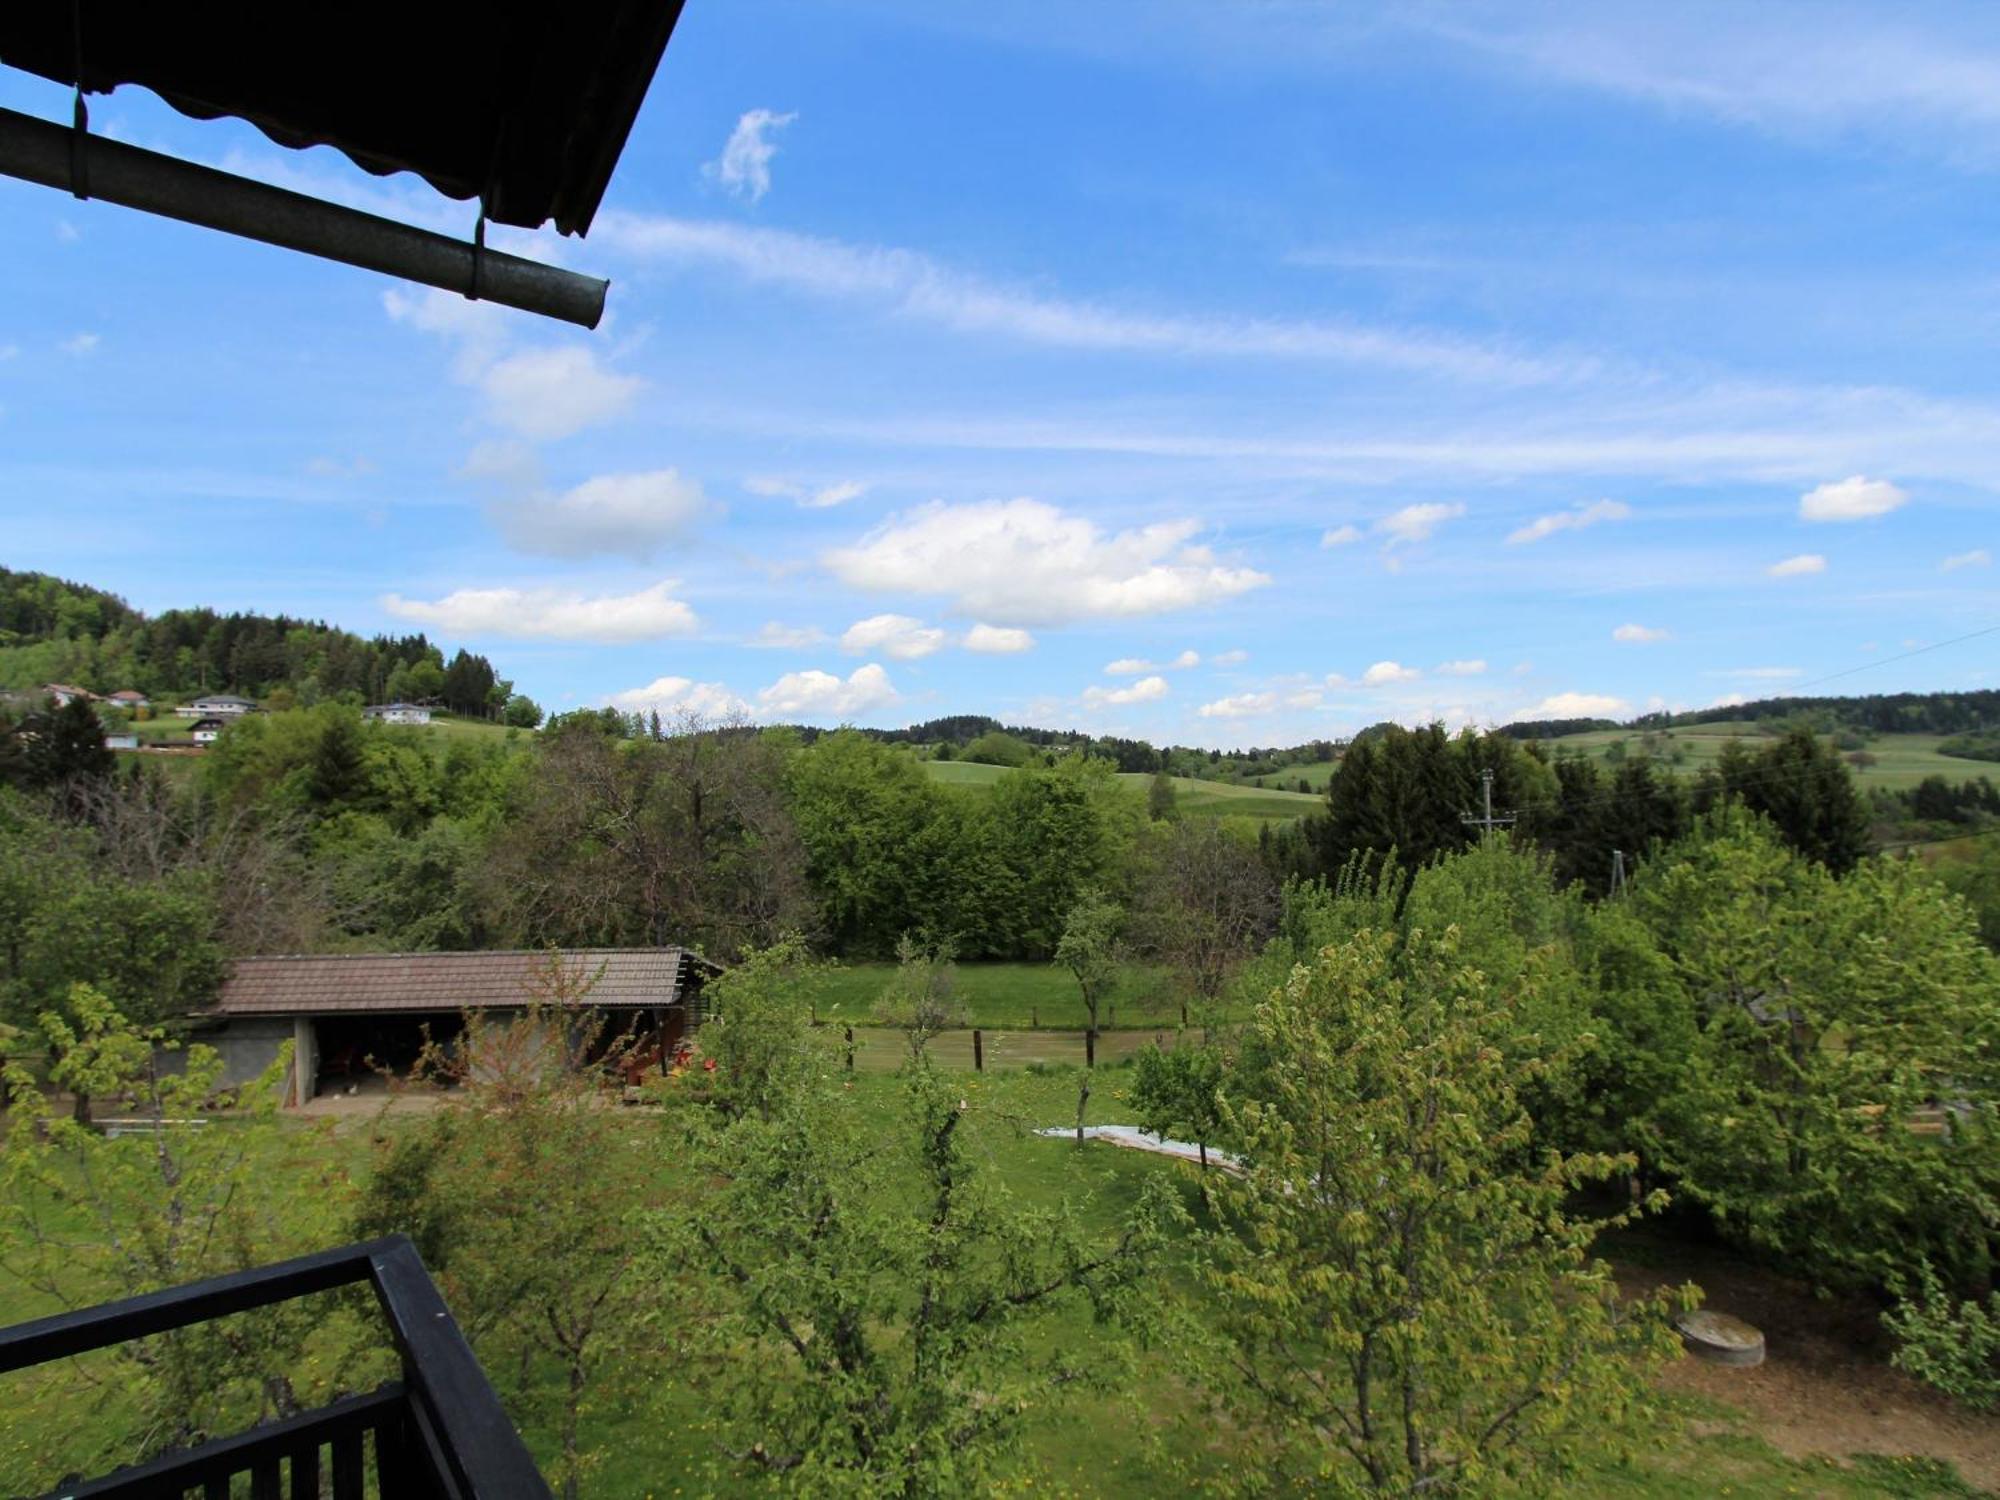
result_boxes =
[0,105,607,329]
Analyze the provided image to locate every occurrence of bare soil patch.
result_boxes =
[1615,1237,2000,1492]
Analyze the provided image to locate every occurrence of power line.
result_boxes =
[1461,767,1517,837]
[1782,623,2000,696]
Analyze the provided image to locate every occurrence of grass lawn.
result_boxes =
[1535,723,1980,791]
[815,960,1183,1030]
[4,1072,1989,1498]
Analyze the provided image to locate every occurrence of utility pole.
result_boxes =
[1461,767,1517,840]
[1610,848,1627,897]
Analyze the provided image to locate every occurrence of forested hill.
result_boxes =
[0,566,511,716]
[1500,688,2000,740]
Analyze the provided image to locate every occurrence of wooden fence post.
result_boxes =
[844,1025,854,1071]
[973,1029,984,1071]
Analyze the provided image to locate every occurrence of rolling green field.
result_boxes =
[922,760,1323,822]
[2,1072,1985,1499]
[1536,722,1978,791]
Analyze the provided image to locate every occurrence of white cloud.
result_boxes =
[608,676,748,719]
[963,623,1034,653]
[496,469,712,560]
[1612,623,1671,643]
[1768,553,1827,577]
[1362,660,1420,686]
[1799,475,1908,522]
[746,475,868,508]
[1512,661,1535,676]
[1105,649,1203,674]
[1506,498,1632,545]
[382,581,698,642]
[594,214,1572,383]
[1197,692,1278,718]
[1941,548,1991,572]
[840,613,947,660]
[826,498,1269,627]
[757,663,898,719]
[749,621,826,649]
[59,332,99,356]
[1320,523,1363,548]
[1435,659,1487,676]
[707,109,797,203]
[1376,502,1465,547]
[479,346,642,441]
[1083,675,1170,707]
[1212,648,1249,665]
[1518,692,1630,720]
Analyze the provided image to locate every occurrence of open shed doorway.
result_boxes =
[311,1012,466,1098]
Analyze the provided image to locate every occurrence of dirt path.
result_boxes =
[1618,1246,2000,1492]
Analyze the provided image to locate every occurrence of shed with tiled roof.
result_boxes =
[190,946,719,1107]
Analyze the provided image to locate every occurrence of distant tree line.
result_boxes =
[0,567,513,716]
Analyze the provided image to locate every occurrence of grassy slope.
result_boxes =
[922,761,1323,822]
[1536,722,1977,791]
[2,1078,1983,1499]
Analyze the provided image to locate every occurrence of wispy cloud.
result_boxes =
[706,109,798,203]
[59,332,99,357]
[1506,498,1631,545]
[1376,502,1465,548]
[383,581,698,642]
[594,214,1580,383]
[745,475,868,508]
[1320,523,1363,547]
[750,622,826,649]
[494,469,714,561]
[1768,553,1827,578]
[1941,548,1992,572]
[1612,623,1670,643]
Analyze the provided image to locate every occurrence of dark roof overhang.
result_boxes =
[0,1,687,326]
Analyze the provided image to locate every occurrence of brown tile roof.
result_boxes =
[213,948,717,1017]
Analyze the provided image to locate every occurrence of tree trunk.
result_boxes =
[1075,1076,1091,1146]
[1085,1028,1096,1068]
[1198,1140,1207,1169]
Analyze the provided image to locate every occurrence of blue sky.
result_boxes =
[3,0,1996,745]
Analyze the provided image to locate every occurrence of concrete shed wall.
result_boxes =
[157,1016,296,1097]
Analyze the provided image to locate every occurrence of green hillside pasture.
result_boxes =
[920,760,1322,822]
[1248,759,1339,792]
[1538,723,1977,791]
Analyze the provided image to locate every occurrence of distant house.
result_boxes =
[107,690,150,710]
[177,693,257,719]
[103,732,139,751]
[189,717,227,744]
[185,947,721,1107]
[363,702,433,725]
[42,683,97,706]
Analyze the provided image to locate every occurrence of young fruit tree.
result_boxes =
[352,951,674,1500]
[2,986,370,1480]
[653,1032,1174,1494]
[1195,927,1687,1494]
[1054,890,1121,1067]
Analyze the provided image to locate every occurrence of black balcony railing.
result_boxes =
[0,1235,550,1499]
